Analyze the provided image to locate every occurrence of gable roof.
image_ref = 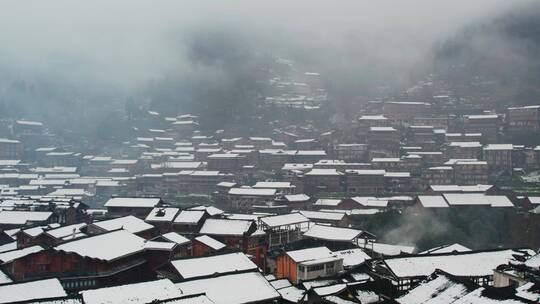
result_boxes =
[91,215,154,234]
[381,249,530,279]
[55,230,146,262]
[286,246,335,263]
[45,223,87,240]
[0,211,52,225]
[260,213,309,228]
[193,235,226,251]
[0,245,43,263]
[145,208,180,222]
[159,232,190,246]
[104,197,162,208]
[199,219,254,236]
[170,252,258,280]
[303,224,364,242]
[175,272,280,304]
[420,243,471,255]
[81,279,182,304]
[173,210,206,225]
[417,196,449,208]
[298,210,346,221]
[0,278,66,304]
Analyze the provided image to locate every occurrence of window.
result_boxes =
[307,264,324,272]
[326,262,335,274]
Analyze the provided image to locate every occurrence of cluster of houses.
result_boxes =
[0,193,538,303]
[0,80,539,302]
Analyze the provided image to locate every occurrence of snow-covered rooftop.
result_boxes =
[199,219,254,236]
[173,210,205,224]
[170,252,258,280]
[194,235,226,250]
[286,246,335,263]
[260,213,309,228]
[0,211,52,225]
[303,224,363,242]
[383,249,529,278]
[420,243,471,255]
[160,232,190,246]
[175,272,280,304]
[55,230,146,261]
[334,248,371,268]
[417,196,449,208]
[0,278,66,304]
[104,197,162,208]
[145,207,179,222]
[228,188,277,196]
[92,215,155,234]
[0,245,43,263]
[81,279,182,304]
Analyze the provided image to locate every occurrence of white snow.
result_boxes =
[0,245,43,263]
[515,282,540,302]
[253,181,293,189]
[350,197,389,208]
[355,290,380,304]
[159,294,215,304]
[189,206,224,216]
[285,194,310,202]
[304,224,363,242]
[299,210,346,221]
[228,188,277,196]
[46,223,87,240]
[170,252,257,279]
[199,219,253,236]
[0,242,16,253]
[55,230,146,261]
[397,274,471,304]
[0,278,66,304]
[358,239,415,256]
[160,232,190,245]
[260,213,309,228]
[194,235,226,250]
[145,207,180,222]
[81,279,182,304]
[524,252,540,269]
[144,241,176,251]
[0,211,52,225]
[443,194,492,206]
[286,246,335,263]
[277,285,305,303]
[334,248,371,268]
[305,169,343,176]
[485,196,514,208]
[313,283,347,296]
[173,210,205,224]
[92,215,154,234]
[420,243,471,255]
[324,295,357,304]
[384,249,527,278]
[418,196,449,208]
[314,199,342,206]
[104,197,161,208]
[0,269,12,284]
[175,272,280,304]
[270,278,292,289]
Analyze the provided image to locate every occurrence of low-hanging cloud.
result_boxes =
[0,0,535,115]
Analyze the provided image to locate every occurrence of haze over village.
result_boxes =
[1,1,540,303]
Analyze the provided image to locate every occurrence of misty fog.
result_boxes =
[0,0,538,133]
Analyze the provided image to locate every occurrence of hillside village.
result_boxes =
[1,68,540,303]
